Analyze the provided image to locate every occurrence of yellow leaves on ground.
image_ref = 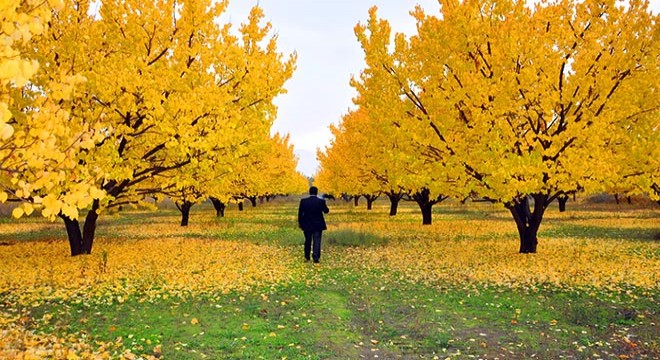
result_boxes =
[335,236,657,290]
[0,312,118,359]
[327,208,659,291]
[0,236,298,306]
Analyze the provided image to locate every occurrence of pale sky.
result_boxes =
[222,0,441,176]
[223,0,660,176]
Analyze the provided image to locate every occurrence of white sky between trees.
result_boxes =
[223,0,445,177]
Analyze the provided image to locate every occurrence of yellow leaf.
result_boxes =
[12,207,24,219]
[190,318,199,325]
[24,203,34,216]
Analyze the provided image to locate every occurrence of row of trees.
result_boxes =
[316,0,659,253]
[1,0,307,255]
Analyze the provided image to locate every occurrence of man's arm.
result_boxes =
[298,200,305,228]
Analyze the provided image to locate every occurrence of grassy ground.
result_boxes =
[0,198,658,359]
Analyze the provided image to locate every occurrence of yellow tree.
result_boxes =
[316,110,383,209]
[158,7,296,226]
[265,133,309,198]
[26,0,294,254]
[356,0,659,252]
[351,10,466,224]
[1,0,104,220]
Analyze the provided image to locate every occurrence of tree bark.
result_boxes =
[558,195,569,212]
[248,196,257,207]
[506,194,547,254]
[61,214,83,256]
[419,202,433,225]
[364,194,379,210]
[81,200,100,254]
[353,195,360,207]
[60,199,100,256]
[411,188,448,225]
[238,202,244,211]
[210,197,225,217]
[177,201,193,226]
[614,193,620,204]
[386,192,401,216]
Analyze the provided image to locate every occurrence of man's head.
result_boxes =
[309,186,318,196]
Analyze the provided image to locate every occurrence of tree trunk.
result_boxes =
[506,195,547,254]
[364,194,379,210]
[177,201,193,226]
[81,200,100,254]
[614,193,620,204]
[387,193,401,216]
[353,196,360,207]
[627,196,632,204]
[419,203,433,225]
[248,196,257,207]
[412,188,443,225]
[61,214,83,256]
[60,199,100,256]
[238,202,244,211]
[558,195,569,212]
[210,197,225,217]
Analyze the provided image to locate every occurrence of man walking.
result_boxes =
[298,186,330,263]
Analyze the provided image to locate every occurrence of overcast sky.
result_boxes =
[222,0,440,176]
[223,0,659,177]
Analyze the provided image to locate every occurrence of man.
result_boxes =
[298,186,330,263]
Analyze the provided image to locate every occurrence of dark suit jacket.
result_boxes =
[298,196,329,232]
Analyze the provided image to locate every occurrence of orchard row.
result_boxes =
[1,0,307,255]
[316,0,659,253]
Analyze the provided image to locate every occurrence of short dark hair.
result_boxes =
[309,186,318,195]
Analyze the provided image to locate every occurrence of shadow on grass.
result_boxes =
[324,229,389,247]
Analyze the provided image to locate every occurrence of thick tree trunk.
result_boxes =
[61,214,83,256]
[558,195,569,212]
[364,194,379,210]
[627,196,632,205]
[506,195,547,254]
[412,188,447,225]
[248,196,257,207]
[419,203,433,225]
[614,194,620,204]
[353,196,360,207]
[238,202,244,211]
[81,200,100,254]
[387,193,401,216]
[210,197,225,217]
[177,201,193,226]
[60,199,100,256]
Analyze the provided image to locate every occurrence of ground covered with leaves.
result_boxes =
[0,199,658,359]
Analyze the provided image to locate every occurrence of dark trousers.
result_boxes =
[303,230,323,262]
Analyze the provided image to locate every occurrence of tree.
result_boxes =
[1,0,104,221]
[355,0,659,252]
[224,133,306,211]
[315,109,382,209]
[25,0,295,254]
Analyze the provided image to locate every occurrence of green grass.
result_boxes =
[24,270,658,359]
[2,198,659,359]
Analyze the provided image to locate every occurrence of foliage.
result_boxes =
[350,0,659,251]
[1,0,103,221]
[5,0,297,253]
